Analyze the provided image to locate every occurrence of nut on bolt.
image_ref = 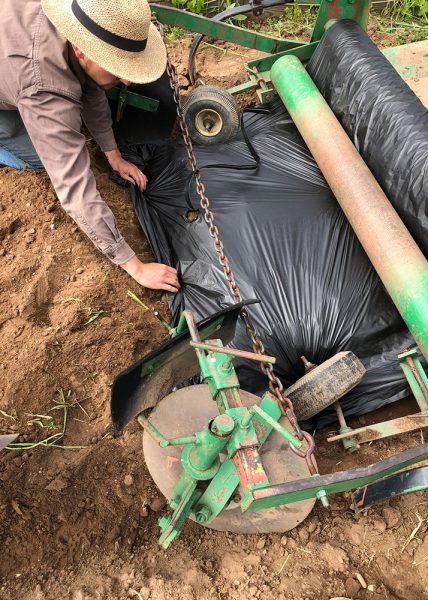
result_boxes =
[195,506,211,523]
[316,489,329,507]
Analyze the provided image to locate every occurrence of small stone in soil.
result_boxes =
[345,576,361,597]
[307,521,317,533]
[355,572,367,589]
[124,475,134,487]
[256,537,266,550]
[382,506,401,529]
[76,267,84,274]
[371,517,386,533]
[140,505,149,518]
[150,497,167,512]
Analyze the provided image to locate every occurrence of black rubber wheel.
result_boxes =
[285,352,366,421]
[183,86,240,145]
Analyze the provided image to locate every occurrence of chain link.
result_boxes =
[157,21,317,475]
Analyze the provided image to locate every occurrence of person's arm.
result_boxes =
[81,81,148,190]
[18,91,179,292]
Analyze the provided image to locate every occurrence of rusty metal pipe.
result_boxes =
[271,56,428,361]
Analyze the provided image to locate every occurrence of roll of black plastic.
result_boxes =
[307,20,428,253]
[122,21,428,425]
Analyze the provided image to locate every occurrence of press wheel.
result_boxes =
[285,351,366,421]
[183,86,240,145]
[143,384,316,533]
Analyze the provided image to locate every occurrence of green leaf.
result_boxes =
[84,309,106,325]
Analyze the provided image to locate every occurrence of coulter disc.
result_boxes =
[143,384,316,534]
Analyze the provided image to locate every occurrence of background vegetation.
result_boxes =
[165,0,428,44]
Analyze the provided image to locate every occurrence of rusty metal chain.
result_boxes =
[156,21,317,475]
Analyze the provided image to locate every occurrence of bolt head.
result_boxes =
[212,414,235,436]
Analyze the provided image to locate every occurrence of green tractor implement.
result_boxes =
[110,0,428,547]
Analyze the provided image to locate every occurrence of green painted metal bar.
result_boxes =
[190,340,277,364]
[105,86,159,112]
[250,405,302,448]
[228,78,260,96]
[138,414,198,448]
[398,348,428,412]
[243,443,428,511]
[150,4,307,53]
[311,0,371,42]
[271,55,428,361]
[246,41,320,73]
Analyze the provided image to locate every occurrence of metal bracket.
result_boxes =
[106,84,160,122]
[327,348,428,446]
[352,466,428,512]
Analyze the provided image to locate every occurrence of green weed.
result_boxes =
[127,290,150,312]
[376,0,428,44]
[384,0,428,21]
[164,25,185,43]
[171,0,234,16]
[84,308,105,325]
[6,389,87,451]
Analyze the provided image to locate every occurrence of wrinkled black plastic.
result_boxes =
[307,20,428,252]
[122,22,427,425]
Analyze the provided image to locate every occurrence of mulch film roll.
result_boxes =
[122,21,428,425]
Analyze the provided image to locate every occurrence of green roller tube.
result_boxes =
[271,55,428,361]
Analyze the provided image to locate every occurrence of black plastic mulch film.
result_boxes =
[122,21,428,426]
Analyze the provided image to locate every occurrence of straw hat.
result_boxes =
[41,0,167,84]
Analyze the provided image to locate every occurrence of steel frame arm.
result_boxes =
[185,0,304,83]
[243,443,428,511]
[150,3,301,53]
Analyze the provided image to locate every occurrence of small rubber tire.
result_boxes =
[285,352,366,421]
[183,86,240,145]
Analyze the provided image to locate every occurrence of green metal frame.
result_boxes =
[151,0,369,102]
[107,0,371,115]
[139,310,428,549]
[117,0,428,547]
[327,348,428,446]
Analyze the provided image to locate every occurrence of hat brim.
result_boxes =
[41,0,167,84]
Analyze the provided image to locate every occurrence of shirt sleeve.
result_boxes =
[17,91,135,265]
[81,78,117,153]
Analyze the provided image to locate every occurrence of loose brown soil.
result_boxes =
[1,22,427,600]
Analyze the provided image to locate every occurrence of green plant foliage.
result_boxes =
[385,0,428,21]
[170,0,206,14]
[379,0,428,44]
[263,5,318,37]
[164,25,186,42]
[169,0,235,16]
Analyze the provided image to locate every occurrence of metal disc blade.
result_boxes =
[143,384,315,534]
[0,434,17,452]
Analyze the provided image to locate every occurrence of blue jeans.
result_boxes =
[0,110,44,170]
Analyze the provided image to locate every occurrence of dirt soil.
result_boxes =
[1,22,428,600]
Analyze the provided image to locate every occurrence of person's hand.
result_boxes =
[121,256,180,293]
[105,148,147,190]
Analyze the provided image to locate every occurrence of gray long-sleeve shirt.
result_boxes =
[0,0,135,264]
